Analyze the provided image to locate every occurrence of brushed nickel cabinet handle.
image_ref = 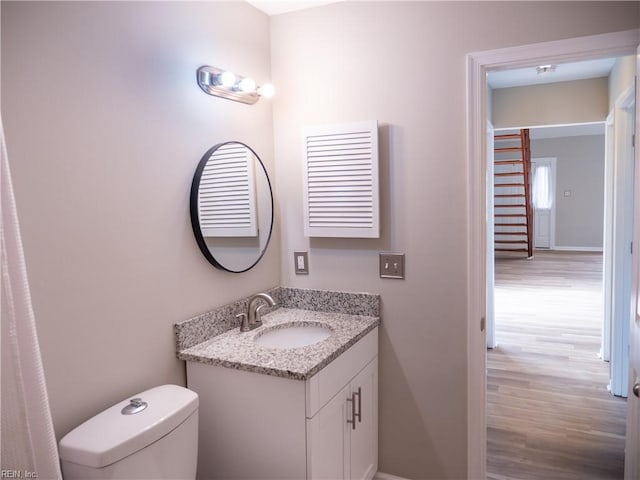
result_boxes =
[633,383,640,398]
[346,393,356,430]
[354,387,362,423]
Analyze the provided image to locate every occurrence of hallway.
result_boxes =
[487,251,627,479]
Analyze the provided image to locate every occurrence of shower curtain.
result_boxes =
[1,118,62,479]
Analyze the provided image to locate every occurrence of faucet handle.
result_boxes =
[236,313,250,332]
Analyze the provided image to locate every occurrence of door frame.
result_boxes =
[603,112,615,362]
[623,43,640,480]
[465,28,640,478]
[531,156,557,249]
[610,82,636,397]
[486,122,496,349]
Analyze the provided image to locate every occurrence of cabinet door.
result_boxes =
[307,384,350,480]
[350,358,378,480]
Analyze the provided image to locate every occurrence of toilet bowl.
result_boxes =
[59,384,198,479]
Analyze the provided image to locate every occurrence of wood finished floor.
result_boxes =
[487,251,627,480]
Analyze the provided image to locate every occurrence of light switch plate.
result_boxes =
[379,253,405,279]
[294,251,309,275]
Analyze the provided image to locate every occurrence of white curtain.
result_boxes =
[532,164,553,210]
[1,118,62,479]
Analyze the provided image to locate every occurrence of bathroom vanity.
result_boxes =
[175,288,380,480]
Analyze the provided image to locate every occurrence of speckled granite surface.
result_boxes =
[177,308,379,380]
[279,287,379,317]
[174,286,281,351]
[174,287,380,380]
[174,287,379,351]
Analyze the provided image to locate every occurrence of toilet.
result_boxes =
[58,384,198,479]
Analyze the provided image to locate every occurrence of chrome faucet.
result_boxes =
[237,292,277,332]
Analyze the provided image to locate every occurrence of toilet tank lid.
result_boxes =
[58,384,198,469]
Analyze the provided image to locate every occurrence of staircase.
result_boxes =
[493,128,533,258]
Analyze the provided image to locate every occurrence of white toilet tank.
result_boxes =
[59,384,198,480]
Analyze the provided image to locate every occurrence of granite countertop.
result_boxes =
[177,307,380,381]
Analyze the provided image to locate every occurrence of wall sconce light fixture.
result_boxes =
[197,65,275,105]
[536,64,556,75]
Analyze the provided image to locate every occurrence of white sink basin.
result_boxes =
[255,323,332,349]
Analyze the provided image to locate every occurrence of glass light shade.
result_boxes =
[259,83,275,98]
[239,77,257,93]
[219,71,236,87]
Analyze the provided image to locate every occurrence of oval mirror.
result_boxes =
[190,141,274,273]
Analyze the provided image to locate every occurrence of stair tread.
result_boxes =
[495,147,523,153]
[495,204,525,208]
[495,160,524,165]
[495,183,525,187]
[496,248,529,252]
[495,223,527,226]
[494,134,522,140]
[495,172,524,177]
[495,213,527,217]
[495,240,529,244]
[495,194,526,198]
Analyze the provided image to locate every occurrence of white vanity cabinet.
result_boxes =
[306,357,378,480]
[186,327,378,480]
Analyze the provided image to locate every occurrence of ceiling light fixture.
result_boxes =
[536,64,557,75]
[197,66,274,105]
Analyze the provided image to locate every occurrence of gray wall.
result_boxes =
[492,77,609,128]
[1,1,280,440]
[270,2,637,478]
[532,135,606,249]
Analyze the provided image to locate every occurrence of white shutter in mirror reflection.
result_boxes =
[303,121,379,238]
[198,144,257,237]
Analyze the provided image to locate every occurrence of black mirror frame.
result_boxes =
[190,141,274,273]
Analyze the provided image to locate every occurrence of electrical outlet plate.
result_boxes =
[379,253,405,279]
[294,251,309,275]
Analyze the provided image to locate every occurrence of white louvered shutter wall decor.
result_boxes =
[302,120,379,238]
[198,143,258,237]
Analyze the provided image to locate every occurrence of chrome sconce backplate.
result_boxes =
[197,65,260,105]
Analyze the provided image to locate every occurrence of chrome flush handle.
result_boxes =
[121,397,148,415]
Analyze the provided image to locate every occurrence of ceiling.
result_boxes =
[488,57,617,89]
[246,0,342,15]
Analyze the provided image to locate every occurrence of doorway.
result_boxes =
[465,29,640,478]
[488,121,618,477]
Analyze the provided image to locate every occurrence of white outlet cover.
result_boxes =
[294,251,309,275]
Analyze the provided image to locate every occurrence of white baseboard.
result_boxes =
[374,473,411,480]
[550,246,603,252]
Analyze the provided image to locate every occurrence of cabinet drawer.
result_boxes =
[306,327,378,418]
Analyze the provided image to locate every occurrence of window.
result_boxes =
[532,164,553,209]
